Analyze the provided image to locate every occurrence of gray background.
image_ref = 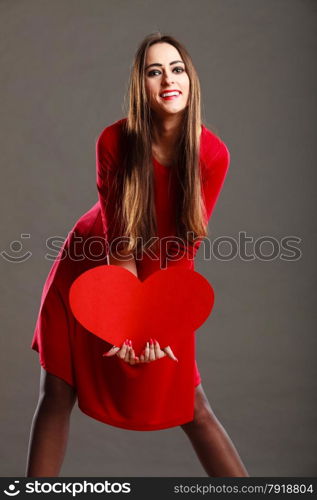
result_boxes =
[1,0,316,477]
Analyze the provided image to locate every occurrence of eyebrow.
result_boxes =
[145,60,185,70]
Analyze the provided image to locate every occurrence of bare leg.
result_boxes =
[181,384,249,477]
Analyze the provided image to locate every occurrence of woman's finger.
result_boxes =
[129,344,137,365]
[116,339,128,360]
[118,339,129,361]
[163,345,178,362]
[124,340,132,362]
[102,345,120,357]
[143,341,150,362]
[149,338,156,361]
[154,339,165,359]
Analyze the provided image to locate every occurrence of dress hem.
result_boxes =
[78,403,195,431]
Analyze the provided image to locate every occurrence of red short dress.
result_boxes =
[31,118,230,431]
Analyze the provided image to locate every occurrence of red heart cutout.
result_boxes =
[69,265,214,354]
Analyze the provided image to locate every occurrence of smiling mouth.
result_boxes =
[160,91,182,101]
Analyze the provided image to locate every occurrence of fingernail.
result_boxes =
[125,339,128,345]
[129,340,132,346]
[174,358,178,362]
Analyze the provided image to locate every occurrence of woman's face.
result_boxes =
[144,42,190,118]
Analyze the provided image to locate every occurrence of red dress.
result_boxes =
[31,118,230,431]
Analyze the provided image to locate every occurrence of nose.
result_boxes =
[162,70,174,86]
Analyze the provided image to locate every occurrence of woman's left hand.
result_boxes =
[138,338,178,363]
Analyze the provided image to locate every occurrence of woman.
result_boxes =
[27,33,249,477]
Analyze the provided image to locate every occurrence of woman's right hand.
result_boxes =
[103,339,140,365]
[103,338,178,365]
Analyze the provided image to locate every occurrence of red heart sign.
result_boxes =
[69,265,214,354]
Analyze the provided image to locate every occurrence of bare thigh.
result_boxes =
[182,383,218,428]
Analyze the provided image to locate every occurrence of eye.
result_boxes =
[147,69,160,77]
[147,66,185,77]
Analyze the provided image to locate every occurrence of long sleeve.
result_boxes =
[95,129,118,254]
[201,139,230,224]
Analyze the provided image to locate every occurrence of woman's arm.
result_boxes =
[25,368,77,477]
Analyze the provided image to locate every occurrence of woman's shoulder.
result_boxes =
[200,123,230,174]
[95,118,127,168]
[96,117,127,147]
[71,202,102,237]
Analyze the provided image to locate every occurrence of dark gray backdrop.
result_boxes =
[1,0,316,476]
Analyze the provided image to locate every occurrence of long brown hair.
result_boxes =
[112,32,208,257]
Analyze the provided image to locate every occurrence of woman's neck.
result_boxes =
[151,114,182,153]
